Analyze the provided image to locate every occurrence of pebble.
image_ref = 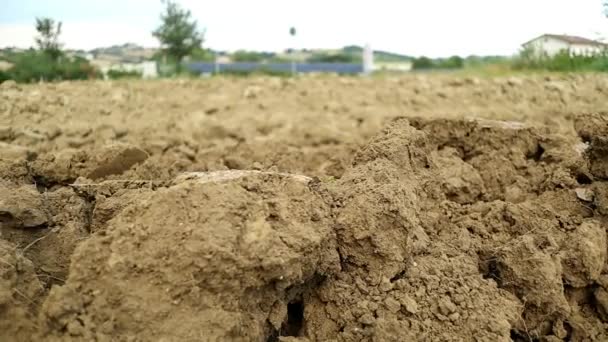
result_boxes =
[575,188,594,202]
[243,85,262,99]
[384,297,401,313]
[379,277,394,292]
[438,298,458,315]
[448,312,460,322]
[399,295,418,314]
[358,313,375,325]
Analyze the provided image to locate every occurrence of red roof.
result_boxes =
[523,34,608,47]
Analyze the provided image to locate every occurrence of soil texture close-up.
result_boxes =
[1,75,608,341]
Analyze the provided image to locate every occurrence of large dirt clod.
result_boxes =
[41,171,339,341]
[85,143,149,180]
[28,143,149,186]
[0,183,49,229]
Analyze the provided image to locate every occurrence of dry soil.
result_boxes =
[1,74,608,341]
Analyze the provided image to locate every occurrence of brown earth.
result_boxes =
[1,74,608,341]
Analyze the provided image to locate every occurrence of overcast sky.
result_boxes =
[0,0,607,57]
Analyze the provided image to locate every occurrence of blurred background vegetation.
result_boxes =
[1,0,607,83]
[512,47,608,72]
[1,17,100,83]
[1,51,99,83]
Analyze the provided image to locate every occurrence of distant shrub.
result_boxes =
[157,62,178,77]
[412,56,434,69]
[4,51,99,83]
[232,50,270,62]
[513,47,608,72]
[107,69,142,79]
[307,53,361,63]
[437,56,464,69]
[589,57,608,71]
[0,69,10,83]
[189,48,215,62]
[413,56,464,70]
[268,56,292,63]
[464,55,510,67]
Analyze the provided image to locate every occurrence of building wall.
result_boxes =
[570,44,604,56]
[524,36,605,57]
[524,37,570,57]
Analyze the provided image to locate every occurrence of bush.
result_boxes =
[0,69,10,83]
[107,69,142,79]
[232,50,269,62]
[4,51,99,83]
[437,56,464,69]
[464,55,510,67]
[413,56,464,70]
[307,53,361,63]
[412,56,434,69]
[589,57,608,71]
[513,47,608,72]
[189,48,215,62]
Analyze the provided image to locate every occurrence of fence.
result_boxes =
[187,62,364,75]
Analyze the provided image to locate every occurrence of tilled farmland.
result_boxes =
[1,74,608,341]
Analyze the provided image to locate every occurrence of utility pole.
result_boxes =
[289,27,297,75]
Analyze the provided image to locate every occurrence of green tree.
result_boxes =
[153,0,204,71]
[412,56,434,69]
[190,47,215,62]
[439,56,464,69]
[35,17,63,61]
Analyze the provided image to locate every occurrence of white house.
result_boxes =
[522,34,607,57]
